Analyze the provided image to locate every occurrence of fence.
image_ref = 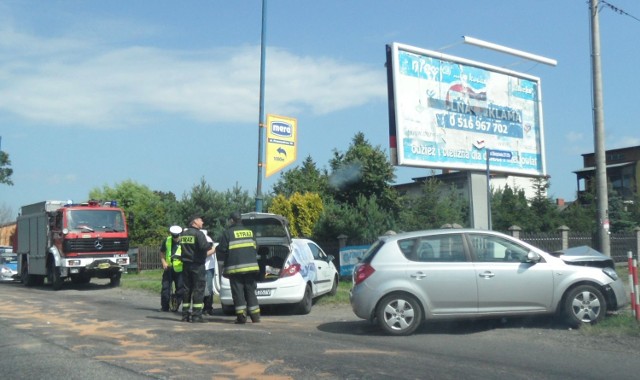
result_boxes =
[128,226,640,272]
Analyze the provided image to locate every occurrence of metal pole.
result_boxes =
[486,149,492,230]
[590,0,610,256]
[255,0,268,212]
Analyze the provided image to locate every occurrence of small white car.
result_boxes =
[216,212,339,315]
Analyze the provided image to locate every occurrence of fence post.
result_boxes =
[508,225,521,239]
[557,225,570,250]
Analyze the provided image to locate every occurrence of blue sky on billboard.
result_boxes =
[1,0,639,216]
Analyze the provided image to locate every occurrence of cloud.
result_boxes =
[565,131,583,143]
[0,28,386,130]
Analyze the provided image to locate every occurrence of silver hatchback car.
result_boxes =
[350,229,629,336]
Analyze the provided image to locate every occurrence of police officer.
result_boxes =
[159,225,184,312]
[180,214,212,323]
[217,211,260,324]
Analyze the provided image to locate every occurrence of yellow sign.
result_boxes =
[265,114,297,177]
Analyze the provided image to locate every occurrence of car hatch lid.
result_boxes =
[241,212,291,245]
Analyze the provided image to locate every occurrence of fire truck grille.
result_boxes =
[64,238,130,253]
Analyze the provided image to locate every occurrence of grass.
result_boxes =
[120,269,352,305]
[121,269,163,294]
[122,269,640,335]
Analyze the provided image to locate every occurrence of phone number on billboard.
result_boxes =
[436,113,523,139]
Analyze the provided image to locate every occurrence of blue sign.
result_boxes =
[488,150,512,160]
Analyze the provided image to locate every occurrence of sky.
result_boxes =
[1,0,640,218]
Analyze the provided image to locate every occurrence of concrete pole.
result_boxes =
[590,0,610,256]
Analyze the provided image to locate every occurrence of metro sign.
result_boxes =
[265,114,297,177]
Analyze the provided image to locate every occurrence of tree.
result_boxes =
[398,178,467,231]
[269,192,323,238]
[0,151,13,186]
[89,180,166,246]
[155,190,180,226]
[271,156,329,198]
[528,177,561,232]
[313,195,395,243]
[491,185,532,231]
[561,199,596,233]
[328,132,399,213]
[608,188,635,232]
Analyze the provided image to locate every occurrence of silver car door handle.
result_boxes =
[479,271,495,279]
[410,272,427,280]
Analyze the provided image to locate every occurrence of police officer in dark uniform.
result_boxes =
[179,214,212,323]
[159,225,184,312]
[217,211,260,324]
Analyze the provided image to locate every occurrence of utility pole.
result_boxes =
[590,0,610,256]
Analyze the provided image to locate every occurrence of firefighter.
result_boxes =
[179,214,212,323]
[217,211,260,324]
[159,225,184,312]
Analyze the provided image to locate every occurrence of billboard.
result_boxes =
[386,42,546,176]
[265,114,297,177]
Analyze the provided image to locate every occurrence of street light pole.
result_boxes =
[255,0,268,212]
[590,0,610,256]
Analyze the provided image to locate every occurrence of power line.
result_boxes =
[600,0,640,23]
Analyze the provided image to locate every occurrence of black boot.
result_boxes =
[203,295,214,315]
[181,311,191,323]
[235,312,247,324]
[249,312,260,323]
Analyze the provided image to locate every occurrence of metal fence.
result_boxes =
[128,228,640,272]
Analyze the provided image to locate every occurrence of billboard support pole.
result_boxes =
[486,149,492,230]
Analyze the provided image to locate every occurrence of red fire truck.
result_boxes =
[15,200,130,289]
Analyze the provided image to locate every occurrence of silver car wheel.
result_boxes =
[376,293,422,336]
[564,285,606,326]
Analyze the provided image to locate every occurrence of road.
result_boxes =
[0,280,638,379]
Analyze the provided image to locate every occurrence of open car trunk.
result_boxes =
[256,244,291,283]
[241,212,292,284]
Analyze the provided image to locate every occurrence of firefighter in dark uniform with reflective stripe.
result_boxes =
[179,214,212,323]
[217,211,260,324]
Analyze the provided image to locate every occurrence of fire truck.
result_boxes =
[15,200,130,290]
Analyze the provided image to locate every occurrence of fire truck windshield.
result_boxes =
[66,209,125,232]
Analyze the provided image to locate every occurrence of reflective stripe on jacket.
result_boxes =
[222,225,259,275]
[165,236,183,272]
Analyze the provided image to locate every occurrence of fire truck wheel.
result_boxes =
[110,273,121,287]
[48,265,64,291]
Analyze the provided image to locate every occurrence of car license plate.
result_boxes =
[255,288,271,297]
[98,263,110,269]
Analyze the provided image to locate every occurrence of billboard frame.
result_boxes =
[386,42,547,177]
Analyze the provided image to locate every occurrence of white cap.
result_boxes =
[169,225,182,235]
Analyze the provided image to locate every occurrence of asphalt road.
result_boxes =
[0,280,638,379]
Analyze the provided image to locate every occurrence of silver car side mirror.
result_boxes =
[525,251,541,263]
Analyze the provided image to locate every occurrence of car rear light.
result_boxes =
[353,263,375,285]
[280,263,301,278]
